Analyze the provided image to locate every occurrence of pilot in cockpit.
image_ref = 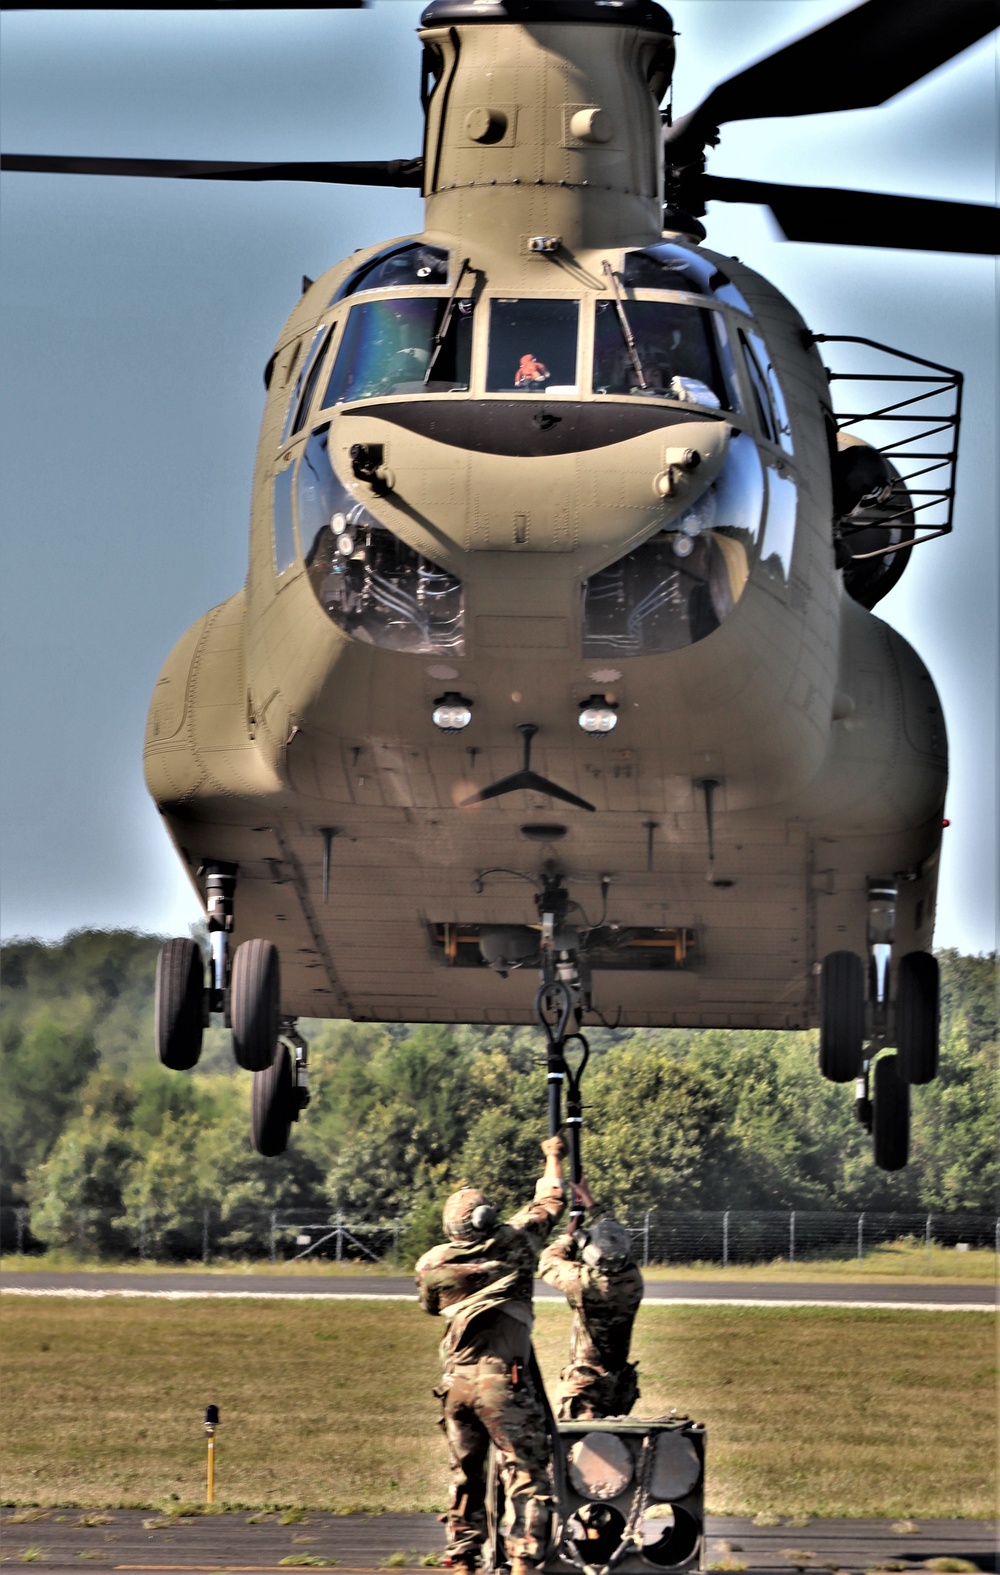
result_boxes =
[514,352,550,390]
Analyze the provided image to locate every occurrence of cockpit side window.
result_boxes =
[328,243,450,305]
[485,299,579,394]
[290,322,336,437]
[282,325,330,444]
[744,329,794,455]
[321,297,472,405]
[273,457,297,575]
[593,300,734,410]
[740,330,781,446]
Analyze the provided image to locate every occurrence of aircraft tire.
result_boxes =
[231,938,280,1071]
[251,1042,294,1157]
[872,1053,909,1171]
[819,951,864,1082]
[896,951,939,1084]
[155,938,204,1071]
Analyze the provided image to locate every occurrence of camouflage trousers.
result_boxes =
[438,1355,554,1566]
[554,1359,640,1422]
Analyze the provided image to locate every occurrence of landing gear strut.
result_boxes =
[204,862,237,1016]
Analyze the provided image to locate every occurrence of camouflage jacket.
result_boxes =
[415,1182,566,1360]
[537,1231,644,1373]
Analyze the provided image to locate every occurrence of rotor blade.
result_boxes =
[460,770,595,813]
[665,0,997,157]
[0,154,424,187]
[702,175,1000,255]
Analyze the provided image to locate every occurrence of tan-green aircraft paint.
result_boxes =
[143,3,947,1032]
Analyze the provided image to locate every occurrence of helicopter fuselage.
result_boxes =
[143,9,947,1031]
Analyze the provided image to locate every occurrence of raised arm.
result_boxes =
[508,1136,568,1244]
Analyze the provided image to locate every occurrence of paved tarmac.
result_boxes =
[0,1271,993,1308]
[0,1508,996,1573]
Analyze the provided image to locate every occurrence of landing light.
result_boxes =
[336,532,355,557]
[578,697,618,735]
[432,693,473,734]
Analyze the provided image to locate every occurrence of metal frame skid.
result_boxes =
[543,1418,707,1575]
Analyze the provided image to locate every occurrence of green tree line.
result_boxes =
[0,932,995,1260]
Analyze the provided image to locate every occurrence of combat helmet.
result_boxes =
[443,1187,498,1243]
[581,1217,633,1269]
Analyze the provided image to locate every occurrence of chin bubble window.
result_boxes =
[322,296,473,405]
[486,299,580,394]
[593,300,736,410]
[298,427,464,655]
[581,431,764,657]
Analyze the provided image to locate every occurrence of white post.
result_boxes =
[15,1208,25,1256]
[857,1211,864,1265]
[643,1210,651,1269]
[269,1210,278,1264]
[722,1209,730,1269]
[336,1211,344,1263]
[789,1211,795,1264]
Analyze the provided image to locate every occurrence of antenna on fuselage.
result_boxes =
[460,724,595,813]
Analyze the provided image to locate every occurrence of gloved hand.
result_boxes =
[574,1176,595,1210]
[541,1135,567,1160]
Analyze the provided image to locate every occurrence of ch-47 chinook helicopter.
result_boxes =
[7,0,997,1175]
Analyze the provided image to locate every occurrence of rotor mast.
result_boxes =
[418,0,675,254]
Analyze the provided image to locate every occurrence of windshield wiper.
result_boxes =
[424,256,471,385]
[602,259,647,391]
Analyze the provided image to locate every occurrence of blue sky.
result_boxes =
[0,3,996,954]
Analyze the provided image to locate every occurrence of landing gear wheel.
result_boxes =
[896,951,939,1084]
[251,1043,294,1156]
[155,939,205,1070]
[819,951,865,1082]
[873,1053,910,1171]
[231,939,280,1071]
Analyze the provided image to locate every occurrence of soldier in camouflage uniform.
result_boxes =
[415,1137,568,1575]
[537,1217,644,1421]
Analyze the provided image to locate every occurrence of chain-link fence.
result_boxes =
[1,1203,996,1268]
[0,1204,403,1266]
[624,1209,999,1267]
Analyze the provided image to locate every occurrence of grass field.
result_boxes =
[2,1241,995,1281]
[0,1295,994,1520]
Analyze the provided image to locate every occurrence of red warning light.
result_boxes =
[942,818,951,827]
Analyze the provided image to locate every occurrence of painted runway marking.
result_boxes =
[0,1287,990,1311]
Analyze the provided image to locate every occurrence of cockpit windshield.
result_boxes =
[322,297,473,405]
[593,300,738,410]
[486,299,580,394]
